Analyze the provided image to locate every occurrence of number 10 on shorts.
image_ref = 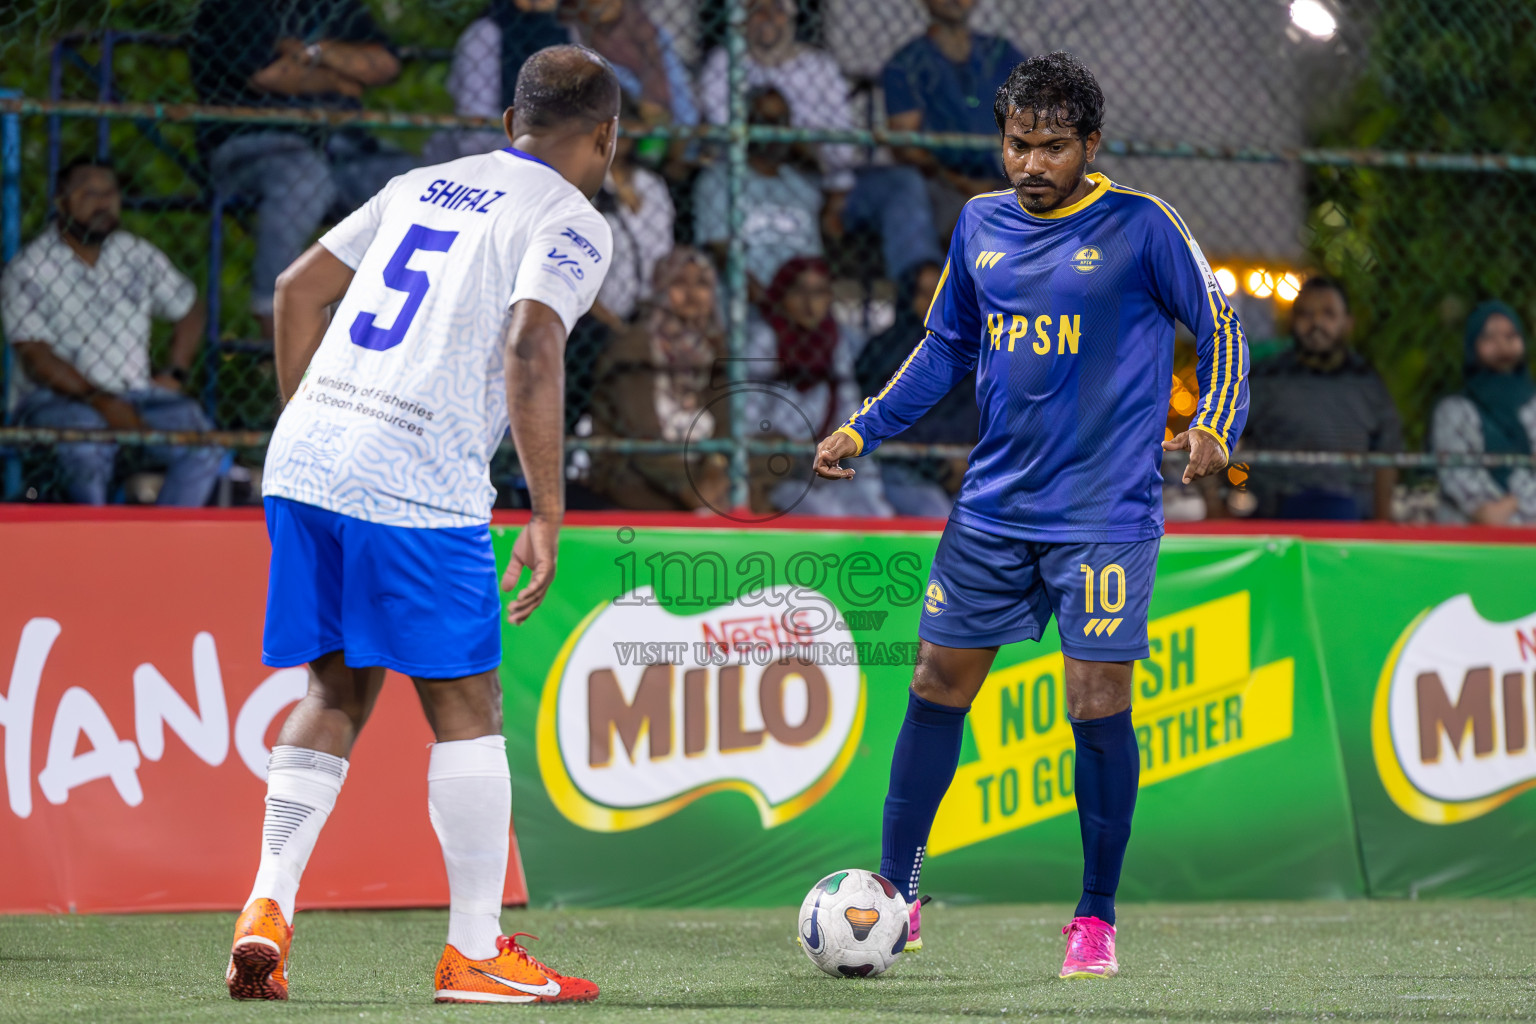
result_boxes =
[1078,563,1127,614]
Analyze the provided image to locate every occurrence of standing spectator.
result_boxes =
[854,259,977,516]
[1244,276,1403,520]
[1,159,223,506]
[589,248,729,511]
[592,98,678,326]
[1432,301,1536,525]
[566,0,699,129]
[428,0,573,162]
[694,87,824,300]
[883,0,1024,239]
[749,257,892,517]
[698,0,940,280]
[190,0,413,339]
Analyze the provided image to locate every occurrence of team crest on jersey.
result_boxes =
[924,582,947,616]
[1069,246,1104,274]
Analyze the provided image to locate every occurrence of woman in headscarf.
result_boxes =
[747,257,893,516]
[1432,301,1536,525]
[588,247,729,510]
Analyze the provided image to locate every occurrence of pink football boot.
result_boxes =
[1059,916,1118,978]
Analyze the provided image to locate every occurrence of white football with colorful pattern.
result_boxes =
[797,869,908,977]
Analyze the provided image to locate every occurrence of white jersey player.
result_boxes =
[226,46,619,1006]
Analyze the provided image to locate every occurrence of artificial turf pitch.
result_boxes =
[1,902,1532,1023]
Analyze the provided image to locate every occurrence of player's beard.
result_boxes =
[61,212,119,246]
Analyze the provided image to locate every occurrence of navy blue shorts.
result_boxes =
[262,497,501,678]
[919,521,1160,661]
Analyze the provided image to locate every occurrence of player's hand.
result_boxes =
[503,516,559,626]
[1162,427,1228,484]
[813,430,859,480]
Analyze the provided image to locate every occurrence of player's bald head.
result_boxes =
[994,51,1104,140]
[512,44,621,135]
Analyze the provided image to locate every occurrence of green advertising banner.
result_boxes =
[1305,541,1536,898]
[490,526,1366,907]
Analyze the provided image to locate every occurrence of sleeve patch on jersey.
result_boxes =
[559,227,604,263]
[1188,239,1220,294]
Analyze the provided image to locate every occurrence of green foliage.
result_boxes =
[1306,0,1536,443]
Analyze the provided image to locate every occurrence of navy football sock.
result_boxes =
[1070,707,1139,926]
[880,690,969,902]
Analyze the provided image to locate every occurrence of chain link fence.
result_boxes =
[1,0,1533,524]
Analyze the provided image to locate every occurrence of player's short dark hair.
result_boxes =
[56,155,117,195]
[993,51,1105,140]
[1298,275,1351,312]
[513,44,621,132]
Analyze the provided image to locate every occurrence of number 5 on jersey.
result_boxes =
[350,224,459,352]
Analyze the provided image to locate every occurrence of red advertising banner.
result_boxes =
[0,516,527,913]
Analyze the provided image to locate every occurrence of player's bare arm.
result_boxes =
[502,298,568,626]
[272,243,355,401]
[1162,427,1230,485]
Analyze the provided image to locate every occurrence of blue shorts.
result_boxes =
[919,521,1160,661]
[262,497,501,677]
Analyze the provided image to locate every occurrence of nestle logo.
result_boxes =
[701,613,816,655]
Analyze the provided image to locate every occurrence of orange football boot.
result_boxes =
[226,898,293,1000]
[434,933,598,1004]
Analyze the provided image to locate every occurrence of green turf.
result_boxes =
[1,902,1533,1023]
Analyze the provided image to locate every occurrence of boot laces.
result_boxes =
[497,933,557,977]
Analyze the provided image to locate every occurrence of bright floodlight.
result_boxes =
[1214,267,1238,297]
[1290,0,1337,39]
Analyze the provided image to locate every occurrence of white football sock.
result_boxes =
[428,735,511,961]
[245,745,348,923]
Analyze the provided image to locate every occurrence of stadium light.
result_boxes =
[1290,0,1337,40]
[1246,270,1275,298]
[1213,267,1238,297]
[1276,272,1302,302]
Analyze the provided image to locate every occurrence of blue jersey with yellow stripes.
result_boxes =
[838,172,1248,542]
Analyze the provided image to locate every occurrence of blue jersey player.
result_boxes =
[814,52,1248,979]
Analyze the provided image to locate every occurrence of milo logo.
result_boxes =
[536,586,864,832]
[1373,595,1536,824]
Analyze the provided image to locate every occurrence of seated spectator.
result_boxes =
[694,87,824,301]
[883,0,1025,239]
[566,0,698,130]
[748,257,892,517]
[428,0,573,163]
[589,248,729,511]
[592,98,678,327]
[853,259,977,516]
[1432,301,1536,525]
[698,0,940,280]
[1244,276,1402,520]
[190,0,415,339]
[1,159,223,506]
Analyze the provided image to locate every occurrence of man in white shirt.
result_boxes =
[225,46,618,1006]
[1,158,222,505]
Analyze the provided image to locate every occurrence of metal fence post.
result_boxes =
[724,0,750,512]
[2,87,22,497]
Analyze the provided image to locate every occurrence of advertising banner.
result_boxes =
[1305,542,1536,897]
[0,519,527,913]
[496,527,1365,906]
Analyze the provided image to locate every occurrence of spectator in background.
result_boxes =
[1244,276,1402,520]
[694,87,824,301]
[429,0,572,162]
[883,0,1025,238]
[698,0,941,280]
[749,257,892,517]
[854,259,977,516]
[566,0,698,129]
[190,0,412,339]
[1432,301,1536,525]
[591,97,678,327]
[1,159,223,506]
[589,248,729,511]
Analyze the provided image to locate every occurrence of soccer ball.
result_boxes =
[797,869,908,977]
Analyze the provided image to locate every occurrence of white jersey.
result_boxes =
[263,148,612,527]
